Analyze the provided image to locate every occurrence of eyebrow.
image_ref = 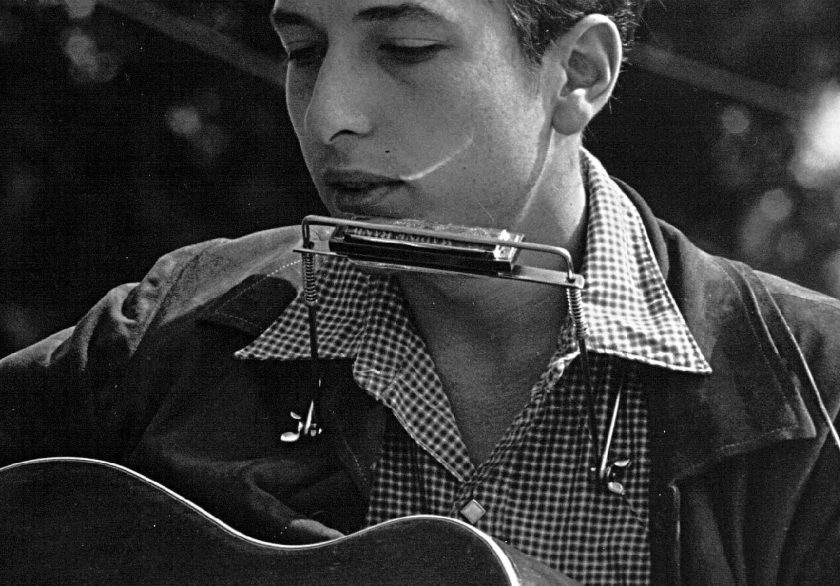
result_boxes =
[271,3,449,32]
[353,3,449,24]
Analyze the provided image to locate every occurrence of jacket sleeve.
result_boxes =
[0,240,224,466]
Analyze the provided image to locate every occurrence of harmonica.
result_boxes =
[296,215,585,289]
[329,218,523,274]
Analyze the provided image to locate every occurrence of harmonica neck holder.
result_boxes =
[299,215,585,289]
[290,216,618,495]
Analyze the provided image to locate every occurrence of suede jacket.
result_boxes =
[2,185,840,585]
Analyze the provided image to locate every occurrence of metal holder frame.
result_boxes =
[287,215,628,495]
[297,215,585,290]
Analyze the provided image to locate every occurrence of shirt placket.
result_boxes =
[445,344,580,526]
[353,276,475,485]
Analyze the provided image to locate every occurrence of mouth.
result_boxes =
[322,169,405,216]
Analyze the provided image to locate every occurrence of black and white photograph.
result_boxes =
[2,1,840,583]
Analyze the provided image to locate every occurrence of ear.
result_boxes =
[547,14,623,136]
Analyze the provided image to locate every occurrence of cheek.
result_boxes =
[463,112,544,186]
[391,101,476,172]
[285,74,316,142]
[432,115,546,222]
[446,68,544,160]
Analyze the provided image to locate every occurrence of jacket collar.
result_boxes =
[199,245,304,337]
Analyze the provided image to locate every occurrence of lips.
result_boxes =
[322,169,405,216]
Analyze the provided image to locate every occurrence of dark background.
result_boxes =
[2,0,840,356]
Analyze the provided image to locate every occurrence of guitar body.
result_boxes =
[0,458,565,585]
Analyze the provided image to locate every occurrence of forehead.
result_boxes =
[270,0,506,29]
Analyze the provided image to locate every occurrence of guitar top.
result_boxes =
[0,457,569,585]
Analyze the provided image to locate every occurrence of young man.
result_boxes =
[3,1,840,584]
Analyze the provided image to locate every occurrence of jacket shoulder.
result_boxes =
[143,225,304,328]
[758,270,840,313]
[713,254,840,421]
[177,225,304,286]
[656,215,840,408]
[756,271,840,389]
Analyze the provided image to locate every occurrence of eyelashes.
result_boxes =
[380,42,445,64]
[284,40,446,69]
[284,46,327,67]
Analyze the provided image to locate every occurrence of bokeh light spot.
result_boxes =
[793,82,840,188]
[63,28,122,85]
[758,188,794,222]
[64,0,96,20]
[720,105,751,135]
[64,29,96,68]
[167,106,203,138]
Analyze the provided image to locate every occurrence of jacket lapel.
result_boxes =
[619,180,819,584]
[201,274,300,336]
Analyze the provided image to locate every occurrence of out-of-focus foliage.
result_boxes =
[1,0,839,354]
[0,1,319,354]
[638,0,840,294]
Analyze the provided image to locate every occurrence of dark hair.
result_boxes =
[503,1,651,63]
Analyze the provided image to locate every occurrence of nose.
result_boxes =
[304,49,374,144]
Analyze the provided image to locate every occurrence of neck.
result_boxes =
[400,275,567,358]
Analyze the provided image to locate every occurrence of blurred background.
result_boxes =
[1,0,840,356]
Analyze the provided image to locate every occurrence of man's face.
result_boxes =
[273,0,558,229]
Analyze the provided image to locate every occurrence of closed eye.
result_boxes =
[284,45,327,67]
[381,40,446,64]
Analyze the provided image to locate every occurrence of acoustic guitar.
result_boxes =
[0,458,572,585]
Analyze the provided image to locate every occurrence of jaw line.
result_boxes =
[397,132,475,182]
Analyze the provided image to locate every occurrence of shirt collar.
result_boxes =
[578,151,710,373]
[236,150,711,375]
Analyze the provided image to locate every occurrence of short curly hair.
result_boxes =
[503,1,651,63]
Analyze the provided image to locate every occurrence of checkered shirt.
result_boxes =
[236,150,711,584]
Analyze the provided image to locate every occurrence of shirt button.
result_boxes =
[459,499,487,525]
